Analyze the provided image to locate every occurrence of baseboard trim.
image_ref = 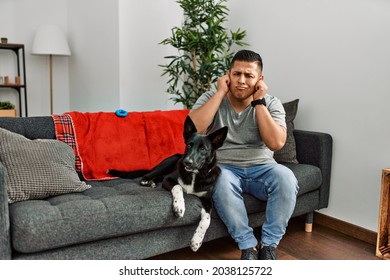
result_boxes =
[313,212,377,245]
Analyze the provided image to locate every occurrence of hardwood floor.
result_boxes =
[149,216,381,260]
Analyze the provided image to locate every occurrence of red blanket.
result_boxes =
[54,110,189,180]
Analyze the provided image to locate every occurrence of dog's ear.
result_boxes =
[183,115,197,141]
[207,127,228,149]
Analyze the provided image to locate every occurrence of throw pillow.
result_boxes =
[0,128,91,203]
[274,99,299,164]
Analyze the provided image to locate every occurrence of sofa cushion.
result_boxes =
[274,99,299,164]
[0,128,91,204]
[283,163,322,195]
[10,179,203,254]
[10,164,323,254]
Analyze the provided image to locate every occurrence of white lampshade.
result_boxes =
[32,24,71,56]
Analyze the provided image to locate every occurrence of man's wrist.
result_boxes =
[215,89,228,98]
[251,98,266,107]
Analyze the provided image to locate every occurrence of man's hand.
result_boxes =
[253,79,268,100]
[189,73,229,133]
[216,73,230,95]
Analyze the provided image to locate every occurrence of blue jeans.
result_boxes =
[212,163,299,250]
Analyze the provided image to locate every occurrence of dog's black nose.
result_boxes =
[183,158,193,167]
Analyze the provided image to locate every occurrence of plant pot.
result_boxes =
[0,109,16,117]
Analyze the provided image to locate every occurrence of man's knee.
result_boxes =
[213,167,242,200]
[272,165,299,195]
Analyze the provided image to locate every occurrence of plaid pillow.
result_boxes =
[0,128,91,203]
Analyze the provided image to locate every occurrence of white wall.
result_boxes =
[68,0,120,112]
[118,0,183,111]
[1,0,389,232]
[0,0,70,116]
[67,0,182,112]
[226,0,390,231]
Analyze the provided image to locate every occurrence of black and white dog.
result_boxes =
[109,116,227,251]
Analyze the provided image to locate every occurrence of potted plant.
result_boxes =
[0,101,16,117]
[160,0,248,108]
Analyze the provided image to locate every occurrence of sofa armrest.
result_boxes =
[293,129,333,209]
[0,162,12,259]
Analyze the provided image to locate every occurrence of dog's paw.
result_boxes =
[173,197,185,217]
[191,224,206,251]
[173,203,185,218]
[139,177,150,186]
[172,185,185,218]
[139,179,156,188]
[190,209,210,251]
[139,179,148,186]
[190,236,203,252]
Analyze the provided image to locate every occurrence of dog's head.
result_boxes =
[182,116,228,173]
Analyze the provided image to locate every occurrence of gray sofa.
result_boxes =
[0,114,332,260]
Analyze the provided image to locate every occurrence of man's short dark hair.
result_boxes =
[230,50,263,72]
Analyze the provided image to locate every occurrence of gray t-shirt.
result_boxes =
[192,92,286,166]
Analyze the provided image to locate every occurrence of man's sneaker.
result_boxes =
[258,246,277,260]
[240,247,258,260]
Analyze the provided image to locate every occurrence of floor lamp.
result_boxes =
[32,24,71,115]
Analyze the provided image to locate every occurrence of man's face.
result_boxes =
[228,60,262,101]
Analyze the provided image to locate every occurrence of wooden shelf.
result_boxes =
[0,43,24,50]
[0,43,28,116]
[0,84,25,88]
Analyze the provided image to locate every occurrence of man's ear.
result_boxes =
[208,127,228,150]
[183,116,197,141]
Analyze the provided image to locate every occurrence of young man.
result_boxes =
[189,50,299,260]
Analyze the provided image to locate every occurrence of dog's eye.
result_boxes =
[187,143,193,149]
[199,145,208,152]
